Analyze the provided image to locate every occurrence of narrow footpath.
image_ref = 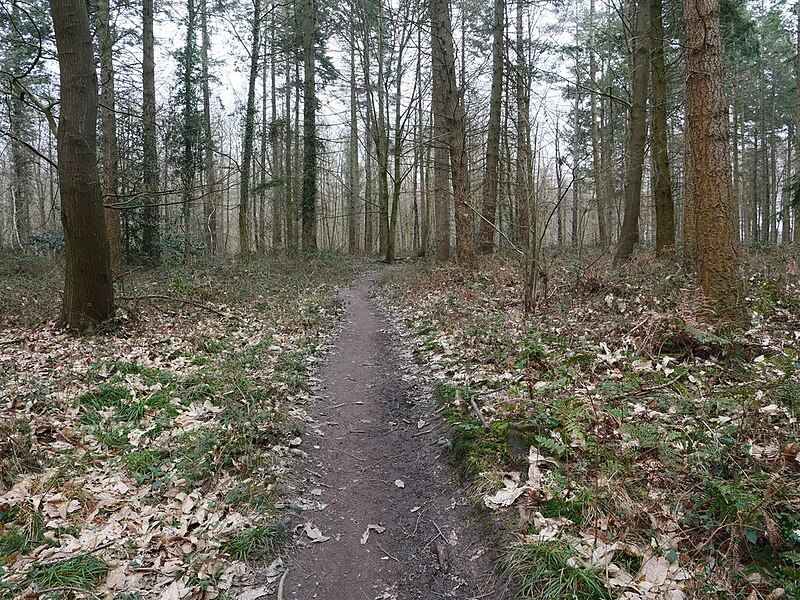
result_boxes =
[282,272,510,600]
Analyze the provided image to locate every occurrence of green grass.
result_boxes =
[0,512,46,561]
[26,554,108,589]
[506,540,613,600]
[221,521,291,562]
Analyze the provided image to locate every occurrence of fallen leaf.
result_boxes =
[303,522,329,543]
[360,523,386,545]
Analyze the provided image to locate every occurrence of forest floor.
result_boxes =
[379,248,800,600]
[0,248,799,600]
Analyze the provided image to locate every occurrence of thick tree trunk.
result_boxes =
[614,0,650,265]
[684,0,744,322]
[431,0,451,261]
[478,0,505,254]
[430,0,476,264]
[50,0,115,329]
[98,0,122,274]
[515,0,530,250]
[141,0,160,263]
[650,0,674,254]
[301,0,317,251]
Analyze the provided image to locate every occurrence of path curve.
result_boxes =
[282,272,509,600]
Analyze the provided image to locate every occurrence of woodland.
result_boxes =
[0,0,799,597]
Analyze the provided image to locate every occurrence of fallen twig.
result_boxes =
[377,541,400,562]
[276,570,288,600]
[460,390,488,428]
[117,294,230,318]
[609,371,685,402]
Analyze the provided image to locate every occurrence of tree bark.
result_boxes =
[650,0,674,254]
[181,0,198,258]
[200,0,217,253]
[239,0,261,259]
[478,0,505,254]
[98,0,122,274]
[515,0,530,250]
[301,0,317,251]
[589,0,610,248]
[348,10,359,254]
[684,0,744,323]
[614,0,650,265]
[270,2,282,251]
[431,0,451,261]
[50,0,115,329]
[141,0,160,263]
[795,2,800,244]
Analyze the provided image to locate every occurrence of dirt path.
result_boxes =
[282,272,510,600]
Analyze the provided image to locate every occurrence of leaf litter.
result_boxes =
[0,258,359,599]
[381,251,800,599]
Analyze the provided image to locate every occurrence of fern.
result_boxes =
[535,434,566,458]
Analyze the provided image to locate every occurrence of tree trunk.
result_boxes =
[431,0,451,261]
[239,0,261,259]
[285,29,296,253]
[478,0,505,254]
[732,76,742,243]
[364,122,374,253]
[419,27,430,256]
[650,0,674,254]
[571,57,580,248]
[50,0,115,329]
[301,0,317,251]
[141,0,160,263]
[614,0,650,265]
[795,2,800,244]
[684,0,744,323]
[515,0,530,250]
[98,0,122,274]
[200,0,217,253]
[270,3,282,251]
[347,10,359,254]
[589,0,610,248]
[181,0,197,258]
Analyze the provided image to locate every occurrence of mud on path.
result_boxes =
[282,272,510,600]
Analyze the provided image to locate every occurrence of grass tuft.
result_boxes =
[26,553,108,589]
[221,521,291,562]
[505,540,613,600]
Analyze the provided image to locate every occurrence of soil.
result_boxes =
[280,272,512,600]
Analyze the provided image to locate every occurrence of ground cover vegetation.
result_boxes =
[0,252,359,599]
[382,249,800,599]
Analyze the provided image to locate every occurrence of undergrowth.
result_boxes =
[0,255,363,598]
[384,248,800,599]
